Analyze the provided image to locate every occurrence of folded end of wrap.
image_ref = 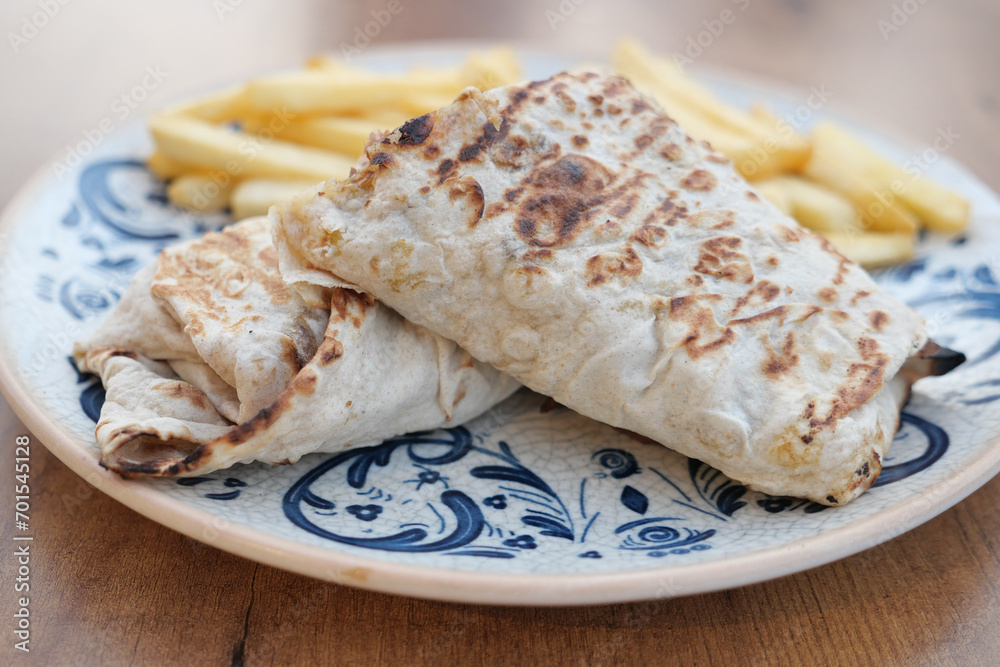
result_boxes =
[901,340,966,382]
[812,341,964,506]
[269,200,361,300]
[102,434,209,478]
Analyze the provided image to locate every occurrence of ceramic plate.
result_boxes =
[2,44,999,606]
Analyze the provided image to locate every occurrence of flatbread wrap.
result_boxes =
[73,217,519,476]
[273,71,958,505]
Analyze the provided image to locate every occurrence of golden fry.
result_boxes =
[655,97,803,181]
[166,174,235,212]
[614,41,809,181]
[822,231,916,268]
[245,71,460,115]
[802,125,920,233]
[754,179,793,215]
[247,48,521,116]
[230,179,317,221]
[614,40,762,136]
[157,86,256,123]
[147,151,195,180]
[754,175,860,235]
[250,116,388,155]
[458,46,521,90]
[149,114,354,183]
[808,123,968,233]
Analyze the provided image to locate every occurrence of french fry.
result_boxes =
[304,55,368,75]
[614,41,762,135]
[157,86,256,123]
[618,69,758,170]
[637,91,752,152]
[754,179,793,215]
[822,231,916,268]
[644,93,800,181]
[745,105,812,172]
[903,181,970,234]
[244,116,388,156]
[148,51,518,215]
[248,48,521,116]
[396,92,463,117]
[458,46,521,90]
[149,114,354,183]
[245,71,461,115]
[147,151,195,180]
[613,41,809,155]
[614,45,808,180]
[166,174,235,212]
[230,179,317,221]
[345,109,413,127]
[728,136,810,182]
[807,123,968,233]
[754,175,860,235]
[802,126,920,234]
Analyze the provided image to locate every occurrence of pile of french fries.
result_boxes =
[613,40,969,267]
[145,48,520,221]
[147,40,969,269]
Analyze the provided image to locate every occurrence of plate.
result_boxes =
[2,44,1000,606]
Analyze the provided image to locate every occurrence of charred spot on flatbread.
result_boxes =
[668,294,736,359]
[585,247,643,287]
[694,236,754,283]
[514,154,614,247]
[682,169,718,191]
[396,114,434,145]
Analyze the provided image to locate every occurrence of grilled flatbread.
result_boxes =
[273,71,947,505]
[74,217,519,476]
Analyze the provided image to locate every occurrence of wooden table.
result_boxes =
[2,0,999,664]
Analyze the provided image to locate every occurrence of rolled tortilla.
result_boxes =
[273,71,942,505]
[74,217,519,476]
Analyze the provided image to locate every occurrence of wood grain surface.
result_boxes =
[2,0,999,665]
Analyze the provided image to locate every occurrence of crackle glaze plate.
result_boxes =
[2,44,1000,606]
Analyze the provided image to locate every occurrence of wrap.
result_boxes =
[273,71,946,505]
[74,217,519,476]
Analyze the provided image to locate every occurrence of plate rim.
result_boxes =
[2,41,999,606]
